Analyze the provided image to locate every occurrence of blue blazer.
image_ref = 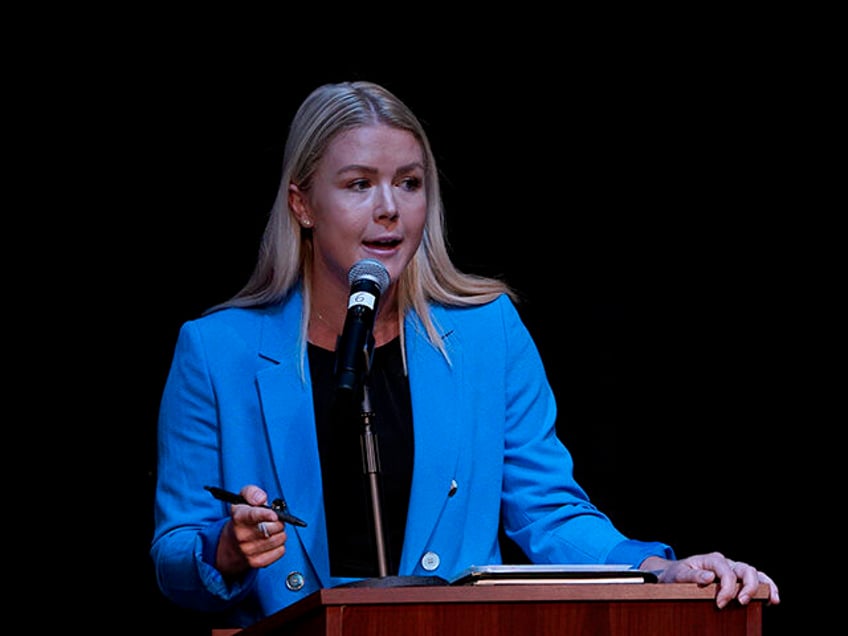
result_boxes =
[151,288,672,626]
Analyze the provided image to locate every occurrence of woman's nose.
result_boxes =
[374,184,399,221]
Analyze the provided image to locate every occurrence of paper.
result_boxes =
[450,564,657,586]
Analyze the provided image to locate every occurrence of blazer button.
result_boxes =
[421,552,440,571]
[285,571,305,591]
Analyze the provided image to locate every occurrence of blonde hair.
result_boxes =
[207,81,516,375]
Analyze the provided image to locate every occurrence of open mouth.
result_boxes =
[364,238,401,249]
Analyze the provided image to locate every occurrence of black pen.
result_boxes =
[204,485,308,527]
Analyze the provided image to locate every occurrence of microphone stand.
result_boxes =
[339,343,446,589]
[358,371,390,577]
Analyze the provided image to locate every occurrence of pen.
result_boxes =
[204,485,308,527]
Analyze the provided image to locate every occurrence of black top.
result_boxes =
[308,337,414,577]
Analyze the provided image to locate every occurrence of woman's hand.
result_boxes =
[641,552,780,608]
[215,484,288,578]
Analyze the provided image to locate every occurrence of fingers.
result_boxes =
[714,559,748,608]
[663,553,779,609]
[238,517,288,567]
[761,572,781,606]
[734,561,758,605]
[240,514,283,545]
[250,519,287,561]
[251,518,284,542]
[740,566,780,606]
[228,497,288,566]
[240,484,270,507]
[713,558,780,608]
[229,484,279,543]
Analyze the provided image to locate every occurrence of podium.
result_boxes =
[214,582,770,635]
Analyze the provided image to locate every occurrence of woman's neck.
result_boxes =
[308,303,400,350]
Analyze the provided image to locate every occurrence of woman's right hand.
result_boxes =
[215,484,288,577]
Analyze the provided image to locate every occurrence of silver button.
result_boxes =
[285,571,305,591]
[421,551,440,571]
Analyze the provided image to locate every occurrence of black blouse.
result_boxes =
[308,337,414,577]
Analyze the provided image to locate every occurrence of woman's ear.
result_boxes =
[288,184,313,228]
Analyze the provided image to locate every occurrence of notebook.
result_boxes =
[449,564,658,586]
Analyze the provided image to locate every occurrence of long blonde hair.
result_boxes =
[207,81,516,374]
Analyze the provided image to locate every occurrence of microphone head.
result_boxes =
[348,258,391,293]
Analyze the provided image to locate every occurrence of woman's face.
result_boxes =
[290,124,427,294]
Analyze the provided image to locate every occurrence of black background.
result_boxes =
[47,24,834,635]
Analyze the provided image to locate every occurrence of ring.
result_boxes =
[258,522,270,538]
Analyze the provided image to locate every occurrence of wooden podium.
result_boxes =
[214,582,770,635]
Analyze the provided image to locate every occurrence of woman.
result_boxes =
[151,80,779,629]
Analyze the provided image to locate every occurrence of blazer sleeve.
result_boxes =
[150,319,259,612]
[496,296,675,566]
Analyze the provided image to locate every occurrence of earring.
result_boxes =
[302,218,312,227]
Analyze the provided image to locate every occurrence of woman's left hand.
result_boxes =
[641,552,780,608]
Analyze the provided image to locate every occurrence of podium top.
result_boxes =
[225,582,771,636]
[311,581,771,605]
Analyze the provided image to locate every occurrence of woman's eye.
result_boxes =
[400,176,422,191]
[349,179,370,191]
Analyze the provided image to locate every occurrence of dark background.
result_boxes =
[49,27,833,635]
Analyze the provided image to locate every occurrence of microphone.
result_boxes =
[334,258,391,396]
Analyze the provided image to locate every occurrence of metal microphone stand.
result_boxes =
[339,343,446,588]
[358,371,390,577]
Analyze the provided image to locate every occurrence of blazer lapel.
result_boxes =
[401,312,464,567]
[256,293,331,585]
